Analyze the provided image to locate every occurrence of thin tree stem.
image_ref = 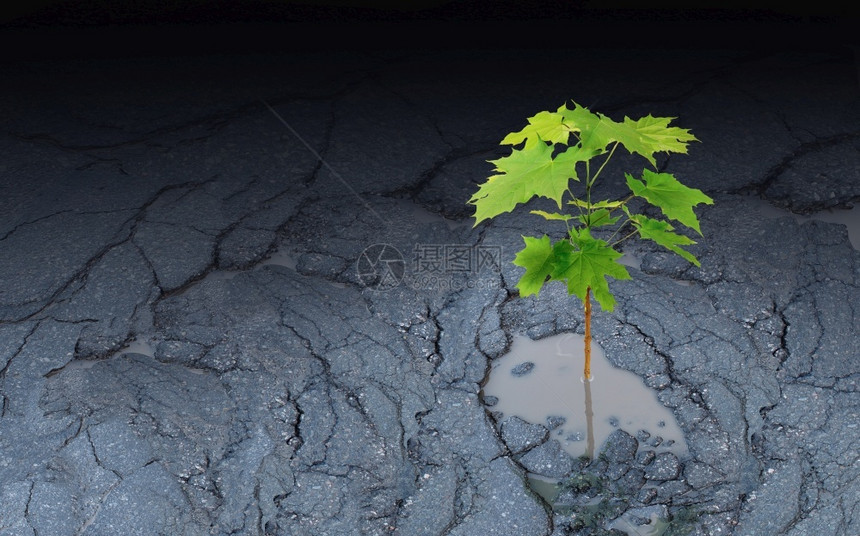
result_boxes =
[589,141,619,188]
[610,228,639,248]
[584,287,592,381]
[606,218,631,244]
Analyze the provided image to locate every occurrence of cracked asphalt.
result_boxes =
[1,9,859,536]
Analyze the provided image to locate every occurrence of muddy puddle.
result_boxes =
[483,333,689,533]
[483,333,687,460]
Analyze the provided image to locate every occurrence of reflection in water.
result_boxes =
[483,333,686,459]
[584,376,594,459]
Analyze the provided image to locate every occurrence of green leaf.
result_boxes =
[550,233,631,311]
[512,235,557,297]
[568,199,625,210]
[488,140,577,206]
[501,110,571,148]
[576,208,620,228]
[623,115,698,155]
[469,142,591,224]
[559,101,698,167]
[629,213,700,266]
[557,102,601,142]
[626,169,713,234]
[468,174,527,225]
[558,102,614,157]
[530,210,573,222]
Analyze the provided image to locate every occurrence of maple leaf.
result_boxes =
[550,233,631,311]
[623,115,698,156]
[568,199,624,210]
[559,101,698,167]
[576,208,620,228]
[557,102,600,141]
[486,141,575,203]
[469,142,592,224]
[501,109,571,148]
[628,213,700,266]
[530,210,573,222]
[468,174,529,225]
[512,235,557,297]
[626,169,713,234]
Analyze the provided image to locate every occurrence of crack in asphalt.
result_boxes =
[7,91,338,154]
[0,321,40,383]
[23,480,36,535]
[729,131,860,205]
[0,180,210,328]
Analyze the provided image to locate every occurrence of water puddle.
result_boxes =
[184,247,331,292]
[118,337,155,358]
[256,248,298,270]
[193,249,298,287]
[522,480,674,536]
[619,249,690,286]
[607,512,671,536]
[618,252,642,270]
[114,336,208,374]
[483,333,686,461]
[484,333,688,535]
[253,248,347,288]
[526,473,566,502]
[47,335,158,376]
[756,199,859,250]
[204,270,243,282]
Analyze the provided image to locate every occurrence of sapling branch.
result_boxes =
[568,187,586,222]
[589,141,619,188]
[469,100,712,383]
[610,228,639,248]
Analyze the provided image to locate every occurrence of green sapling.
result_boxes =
[468,101,712,380]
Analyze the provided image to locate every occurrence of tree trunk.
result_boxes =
[584,286,592,381]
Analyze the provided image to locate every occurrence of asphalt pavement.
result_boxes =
[0,13,858,536]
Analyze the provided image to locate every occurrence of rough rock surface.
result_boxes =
[1,14,858,536]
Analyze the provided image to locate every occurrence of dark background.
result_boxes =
[1,0,858,61]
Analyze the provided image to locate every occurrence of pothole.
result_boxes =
[483,332,687,460]
[482,333,690,534]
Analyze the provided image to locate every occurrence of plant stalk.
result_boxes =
[584,286,592,381]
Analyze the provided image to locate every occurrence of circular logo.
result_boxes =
[356,243,405,291]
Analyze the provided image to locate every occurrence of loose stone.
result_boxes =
[644,452,681,481]
[511,361,535,376]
